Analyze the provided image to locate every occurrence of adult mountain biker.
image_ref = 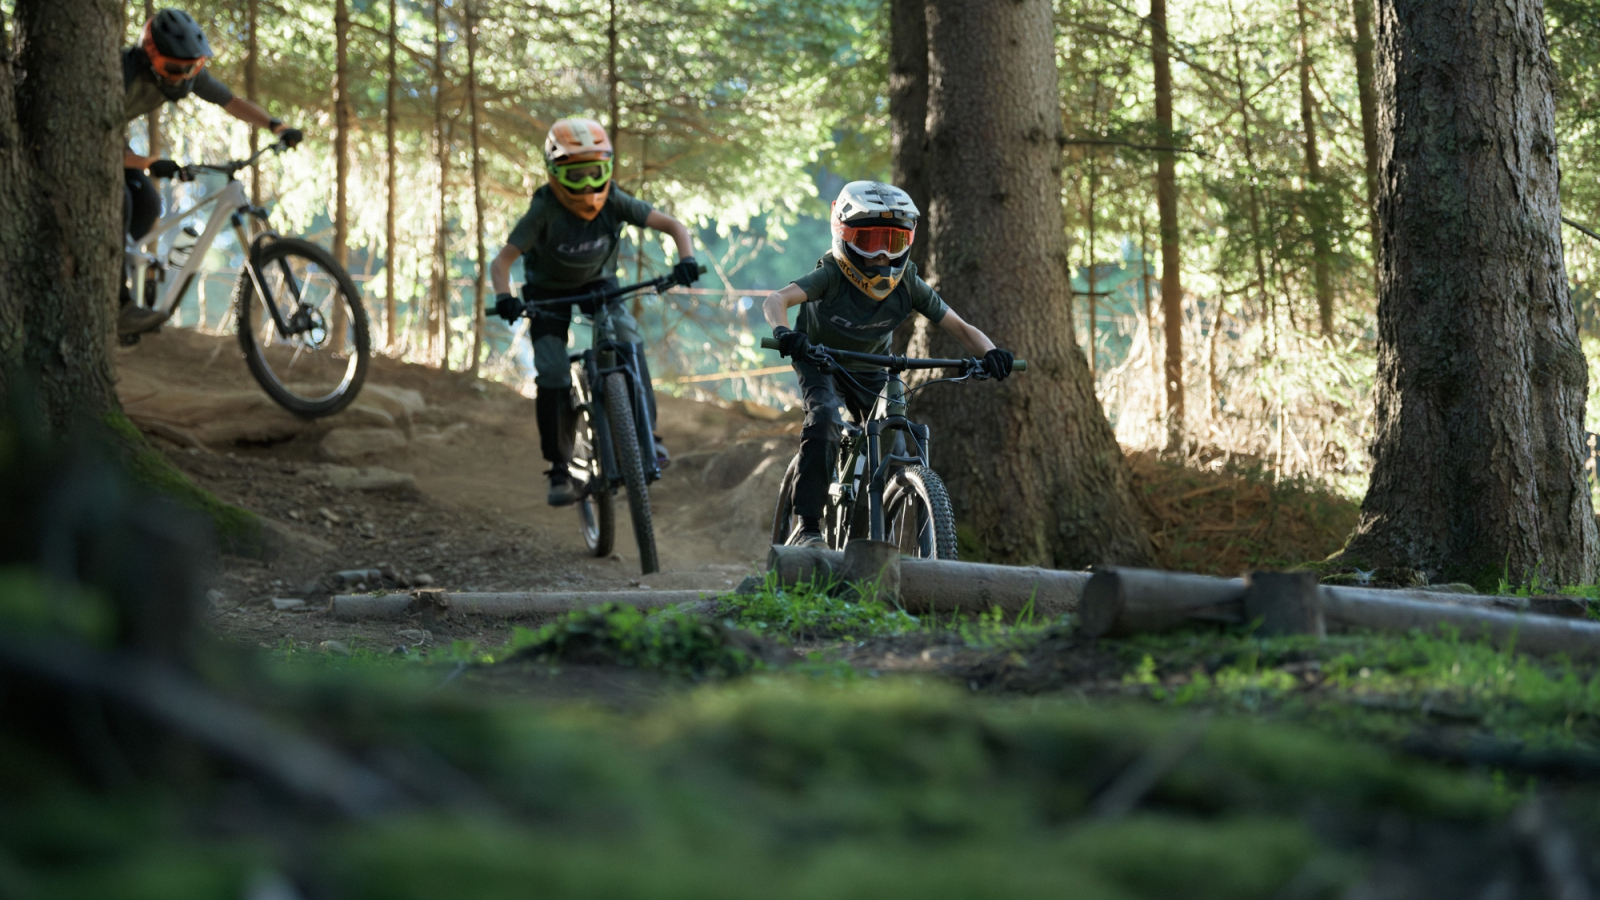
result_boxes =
[120,8,303,337]
[489,118,699,507]
[761,181,1015,548]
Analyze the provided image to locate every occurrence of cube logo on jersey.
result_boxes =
[555,236,611,261]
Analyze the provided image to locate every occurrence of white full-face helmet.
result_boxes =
[830,181,919,300]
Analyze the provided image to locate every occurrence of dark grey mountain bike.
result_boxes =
[762,340,1026,560]
[510,267,699,575]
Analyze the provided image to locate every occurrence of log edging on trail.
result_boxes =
[1079,567,1600,659]
[330,589,720,621]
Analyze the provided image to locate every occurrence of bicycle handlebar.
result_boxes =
[512,263,708,314]
[161,137,294,181]
[758,337,1028,373]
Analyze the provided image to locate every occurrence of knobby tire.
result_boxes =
[603,372,658,574]
[883,465,959,560]
[573,385,615,558]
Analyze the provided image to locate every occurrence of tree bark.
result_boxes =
[1149,0,1183,450]
[466,0,484,377]
[917,0,1152,568]
[332,0,351,353]
[142,0,158,160]
[1341,0,1597,588]
[888,0,929,356]
[430,0,449,369]
[0,0,123,425]
[246,0,258,206]
[1300,0,1333,336]
[384,0,397,351]
[1350,0,1379,245]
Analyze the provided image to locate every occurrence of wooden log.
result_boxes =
[331,590,715,621]
[766,544,1090,617]
[1244,571,1325,637]
[1319,589,1600,659]
[1077,568,1245,638]
[841,539,901,603]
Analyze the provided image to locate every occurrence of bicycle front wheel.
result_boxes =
[572,374,615,558]
[883,465,958,560]
[603,372,658,574]
[236,237,370,418]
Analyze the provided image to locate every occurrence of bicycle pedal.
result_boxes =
[118,333,142,347]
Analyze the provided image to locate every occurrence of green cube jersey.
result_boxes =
[506,185,653,291]
[790,255,949,370]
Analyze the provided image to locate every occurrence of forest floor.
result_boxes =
[47,326,1600,899]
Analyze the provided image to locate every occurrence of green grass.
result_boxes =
[507,602,766,678]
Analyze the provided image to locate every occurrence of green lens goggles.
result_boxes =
[551,158,613,191]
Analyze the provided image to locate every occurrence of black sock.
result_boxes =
[800,516,821,534]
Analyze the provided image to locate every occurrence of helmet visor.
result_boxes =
[838,224,914,259]
[551,159,613,192]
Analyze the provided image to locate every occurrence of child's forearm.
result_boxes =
[645,211,694,258]
[763,292,789,330]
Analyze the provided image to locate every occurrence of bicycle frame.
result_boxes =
[566,296,661,495]
[126,178,259,319]
[830,375,931,545]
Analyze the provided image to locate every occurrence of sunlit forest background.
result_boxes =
[104,0,1600,495]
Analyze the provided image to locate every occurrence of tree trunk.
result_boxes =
[466,0,484,376]
[1300,0,1333,336]
[888,0,929,356]
[384,0,397,351]
[918,0,1152,568]
[1341,0,1597,588]
[430,0,449,369]
[0,0,123,425]
[332,0,351,353]
[1350,0,1379,245]
[245,0,258,206]
[1150,0,1183,450]
[143,0,158,160]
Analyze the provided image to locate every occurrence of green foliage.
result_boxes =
[719,571,917,642]
[0,567,116,647]
[509,602,762,678]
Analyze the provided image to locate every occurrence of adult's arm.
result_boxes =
[222,96,288,135]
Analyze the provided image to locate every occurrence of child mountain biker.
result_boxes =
[120,8,304,337]
[489,118,700,507]
[762,181,1015,548]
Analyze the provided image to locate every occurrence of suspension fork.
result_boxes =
[234,213,298,336]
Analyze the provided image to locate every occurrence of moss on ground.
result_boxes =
[102,413,264,556]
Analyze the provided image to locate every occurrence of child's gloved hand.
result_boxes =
[772,326,810,359]
[494,293,522,324]
[981,348,1014,380]
[672,257,701,287]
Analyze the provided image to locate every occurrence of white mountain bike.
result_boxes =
[125,138,370,417]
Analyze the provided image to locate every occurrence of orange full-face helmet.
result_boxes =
[141,9,213,86]
[544,118,614,221]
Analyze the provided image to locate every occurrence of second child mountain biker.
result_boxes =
[762,181,1015,548]
[489,118,700,507]
[120,8,303,336]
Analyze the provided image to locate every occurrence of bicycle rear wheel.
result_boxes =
[572,373,615,558]
[883,465,958,560]
[603,372,658,574]
[771,454,802,545]
[236,236,370,418]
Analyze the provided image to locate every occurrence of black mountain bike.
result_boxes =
[763,340,1026,560]
[510,268,699,575]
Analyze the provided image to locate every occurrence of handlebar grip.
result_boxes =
[760,337,779,350]
[1013,360,1028,373]
[697,263,708,275]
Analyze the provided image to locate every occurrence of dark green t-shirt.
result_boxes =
[505,185,653,291]
[790,255,949,370]
[122,47,233,124]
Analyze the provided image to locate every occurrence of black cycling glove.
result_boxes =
[773,325,810,359]
[148,159,181,180]
[982,348,1015,381]
[493,293,522,324]
[672,257,701,287]
[277,128,304,149]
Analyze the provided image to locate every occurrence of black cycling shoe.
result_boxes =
[547,468,578,507]
[117,303,166,337]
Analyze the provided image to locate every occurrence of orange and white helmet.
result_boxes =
[831,181,918,300]
[544,118,614,221]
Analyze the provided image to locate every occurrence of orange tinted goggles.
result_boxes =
[837,223,914,258]
[153,54,207,81]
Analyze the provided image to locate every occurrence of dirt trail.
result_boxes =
[115,327,797,651]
